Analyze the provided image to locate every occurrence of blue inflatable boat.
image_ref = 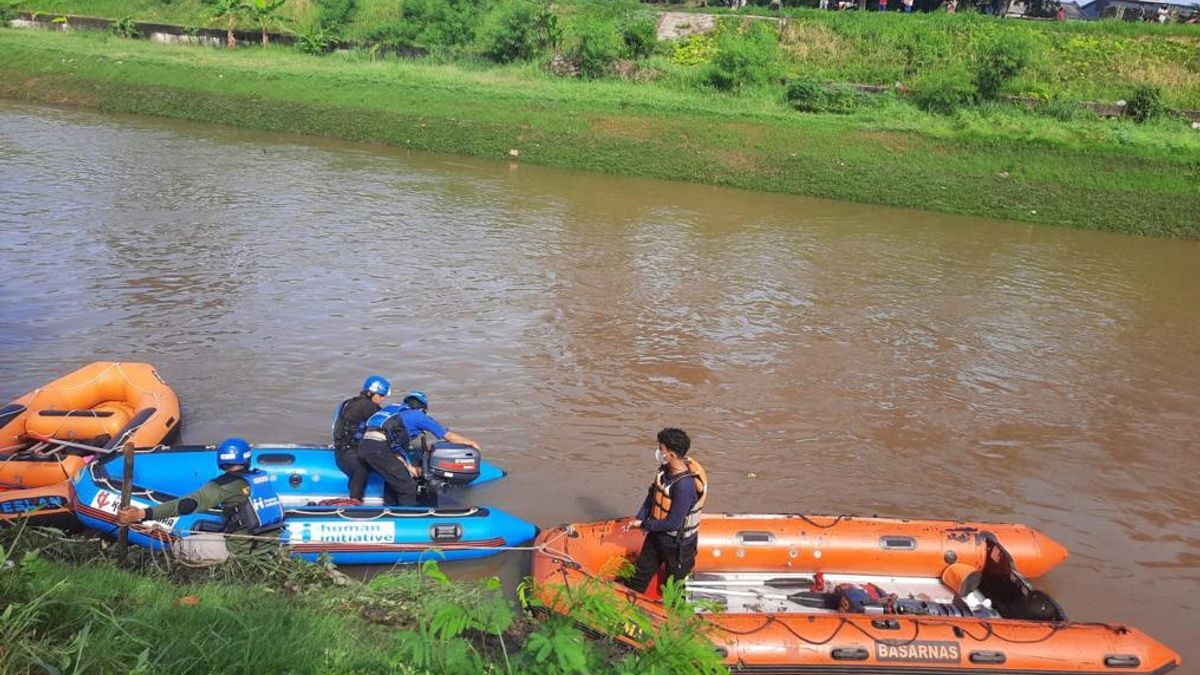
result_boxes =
[87,443,506,507]
[71,446,536,565]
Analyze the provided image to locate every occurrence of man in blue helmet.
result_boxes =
[116,438,285,557]
[357,390,482,506]
[332,375,390,503]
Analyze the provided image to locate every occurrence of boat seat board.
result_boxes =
[687,571,958,615]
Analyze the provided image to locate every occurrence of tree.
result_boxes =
[210,0,247,49]
[246,0,287,46]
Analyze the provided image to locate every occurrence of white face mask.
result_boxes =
[655,448,665,465]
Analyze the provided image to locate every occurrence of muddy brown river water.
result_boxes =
[1,102,1197,663]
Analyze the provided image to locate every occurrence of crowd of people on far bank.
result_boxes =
[116,375,710,590]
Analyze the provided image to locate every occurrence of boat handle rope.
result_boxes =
[282,506,481,520]
[796,514,852,529]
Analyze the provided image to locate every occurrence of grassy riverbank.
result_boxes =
[13,2,1200,107]
[1,27,1197,236]
[0,526,722,674]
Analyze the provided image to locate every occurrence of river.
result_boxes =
[1,102,1197,663]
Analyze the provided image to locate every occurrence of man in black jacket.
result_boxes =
[332,375,390,503]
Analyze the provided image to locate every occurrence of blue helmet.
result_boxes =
[216,437,252,469]
[403,390,429,410]
[362,375,391,397]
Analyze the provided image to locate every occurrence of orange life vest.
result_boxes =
[648,457,708,540]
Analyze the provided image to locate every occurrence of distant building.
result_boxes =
[1005,0,1088,17]
[1006,0,1195,17]
[1055,1,1090,18]
[1074,0,1198,19]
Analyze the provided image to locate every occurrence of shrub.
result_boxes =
[361,20,420,49]
[671,32,717,66]
[706,20,782,92]
[913,64,978,115]
[786,76,825,110]
[296,26,335,54]
[1127,84,1167,123]
[973,31,1037,100]
[622,15,658,60]
[477,0,559,63]
[786,75,873,114]
[109,15,140,39]
[315,0,356,32]
[0,3,20,23]
[566,16,624,78]
[416,0,487,49]
[1037,97,1095,122]
[893,29,950,77]
[359,0,483,50]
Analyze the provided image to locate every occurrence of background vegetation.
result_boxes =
[1,0,1197,235]
[8,0,1200,106]
[0,26,1196,236]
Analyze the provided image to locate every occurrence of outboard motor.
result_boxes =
[424,442,481,486]
[892,598,999,619]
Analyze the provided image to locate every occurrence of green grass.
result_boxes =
[0,27,1197,236]
[12,0,1200,106]
[8,0,320,31]
[765,10,1200,108]
[1,558,401,672]
[0,526,726,674]
[12,0,231,28]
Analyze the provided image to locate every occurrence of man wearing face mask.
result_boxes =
[622,427,708,593]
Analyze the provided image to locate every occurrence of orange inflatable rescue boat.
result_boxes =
[1,362,179,523]
[531,514,1181,673]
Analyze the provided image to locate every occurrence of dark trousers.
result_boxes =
[357,438,419,506]
[625,531,698,593]
[334,443,371,501]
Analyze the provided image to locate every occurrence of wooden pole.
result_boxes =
[117,441,135,565]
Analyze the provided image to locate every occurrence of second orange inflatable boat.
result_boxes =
[0,362,179,521]
[531,514,1181,673]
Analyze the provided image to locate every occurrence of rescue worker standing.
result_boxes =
[357,391,483,507]
[623,428,708,593]
[332,375,390,503]
[116,437,285,557]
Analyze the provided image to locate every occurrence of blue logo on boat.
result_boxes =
[0,495,67,514]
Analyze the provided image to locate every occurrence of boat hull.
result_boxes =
[72,452,533,565]
[530,516,1180,673]
[1,362,180,524]
[0,481,75,529]
[0,362,180,469]
[96,444,506,506]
